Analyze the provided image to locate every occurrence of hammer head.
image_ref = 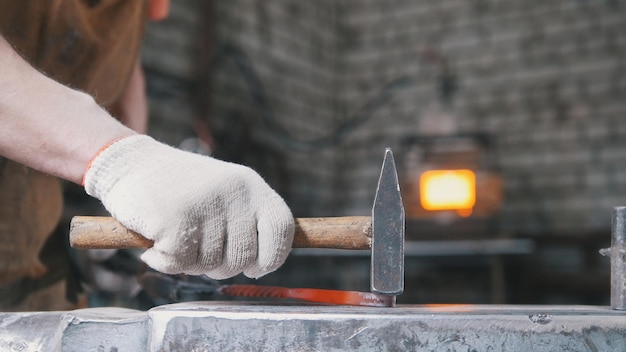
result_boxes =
[371,148,405,297]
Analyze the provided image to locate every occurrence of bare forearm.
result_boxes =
[0,36,135,184]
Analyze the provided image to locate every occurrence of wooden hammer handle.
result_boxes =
[69,216,372,250]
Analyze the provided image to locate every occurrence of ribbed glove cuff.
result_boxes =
[83,135,156,200]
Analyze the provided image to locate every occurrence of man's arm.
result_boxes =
[0,34,295,280]
[0,35,135,184]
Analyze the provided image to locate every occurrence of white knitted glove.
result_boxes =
[83,135,294,279]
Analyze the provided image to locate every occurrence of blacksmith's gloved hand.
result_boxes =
[83,135,295,279]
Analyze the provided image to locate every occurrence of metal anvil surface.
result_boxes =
[1,303,626,351]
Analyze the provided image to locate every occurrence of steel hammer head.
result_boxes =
[371,148,405,297]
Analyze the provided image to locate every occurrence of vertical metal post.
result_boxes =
[603,206,626,310]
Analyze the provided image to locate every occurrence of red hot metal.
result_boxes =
[217,284,395,307]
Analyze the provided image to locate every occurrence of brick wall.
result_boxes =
[142,0,207,145]
[187,0,626,237]
[451,0,626,235]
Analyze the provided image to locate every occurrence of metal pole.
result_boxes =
[602,206,626,310]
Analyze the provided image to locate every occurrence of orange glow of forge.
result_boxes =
[419,169,476,217]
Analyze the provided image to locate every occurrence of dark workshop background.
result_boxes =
[140,0,626,305]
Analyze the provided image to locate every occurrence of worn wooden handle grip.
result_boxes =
[70,216,372,250]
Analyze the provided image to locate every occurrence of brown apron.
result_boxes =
[0,0,148,311]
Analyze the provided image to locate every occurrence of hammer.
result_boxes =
[69,149,405,302]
